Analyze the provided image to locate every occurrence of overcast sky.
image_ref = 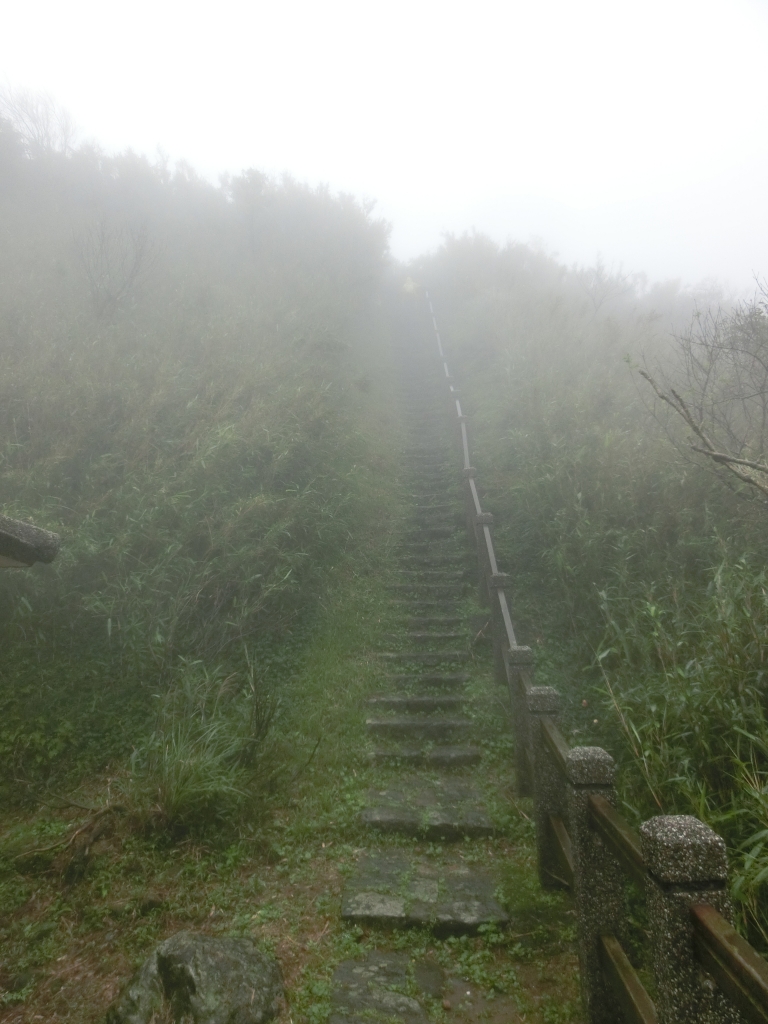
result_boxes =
[3,0,767,290]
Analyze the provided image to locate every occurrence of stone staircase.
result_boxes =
[329,321,512,1023]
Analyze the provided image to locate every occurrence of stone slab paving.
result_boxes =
[341,851,508,933]
[360,778,493,839]
[330,951,442,1024]
[332,333,511,1011]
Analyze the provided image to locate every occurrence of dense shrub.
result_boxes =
[0,111,392,798]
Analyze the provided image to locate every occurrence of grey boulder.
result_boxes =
[106,931,283,1024]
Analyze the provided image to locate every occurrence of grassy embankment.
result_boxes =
[416,233,768,946]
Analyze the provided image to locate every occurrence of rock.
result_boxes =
[106,931,283,1024]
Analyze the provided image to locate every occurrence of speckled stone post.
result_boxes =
[507,645,534,797]
[526,686,565,888]
[566,746,626,1024]
[641,816,743,1024]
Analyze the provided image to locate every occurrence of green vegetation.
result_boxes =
[416,234,768,943]
[4,94,768,1021]
[0,107,392,809]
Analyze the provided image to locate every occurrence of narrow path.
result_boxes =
[328,307,515,1022]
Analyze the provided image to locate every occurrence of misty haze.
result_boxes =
[2,3,768,1021]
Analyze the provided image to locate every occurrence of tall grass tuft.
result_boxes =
[122,658,277,836]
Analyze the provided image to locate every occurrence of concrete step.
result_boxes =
[330,952,442,1024]
[402,528,456,540]
[369,746,482,767]
[395,570,465,580]
[360,779,493,841]
[398,556,464,568]
[400,550,464,560]
[388,585,465,597]
[383,632,465,644]
[341,850,507,933]
[389,600,462,613]
[367,695,468,712]
[375,651,469,664]
[386,673,470,688]
[406,617,464,627]
[366,716,472,739]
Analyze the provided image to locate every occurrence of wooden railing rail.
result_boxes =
[425,291,767,1024]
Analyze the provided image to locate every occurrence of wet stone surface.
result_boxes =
[330,951,445,1024]
[341,850,508,933]
[360,777,493,839]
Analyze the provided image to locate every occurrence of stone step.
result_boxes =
[395,570,465,580]
[375,651,469,664]
[388,585,465,597]
[400,548,463,557]
[368,745,482,767]
[383,632,465,644]
[402,528,455,540]
[398,556,464,567]
[360,778,491,841]
[389,600,462,613]
[387,673,470,688]
[330,952,442,1024]
[406,617,464,627]
[341,851,507,933]
[367,695,468,712]
[366,716,472,739]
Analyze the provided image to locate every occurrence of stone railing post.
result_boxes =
[641,816,744,1024]
[526,686,565,888]
[507,645,534,796]
[566,746,626,1024]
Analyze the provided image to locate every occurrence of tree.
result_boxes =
[74,215,154,318]
[641,282,768,501]
[0,87,76,156]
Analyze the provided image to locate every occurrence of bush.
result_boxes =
[121,658,277,835]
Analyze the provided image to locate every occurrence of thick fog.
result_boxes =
[2,0,767,290]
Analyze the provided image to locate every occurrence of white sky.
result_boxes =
[2,0,768,290]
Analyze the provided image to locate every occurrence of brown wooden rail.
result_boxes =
[691,903,768,1024]
[599,933,658,1024]
[588,793,646,887]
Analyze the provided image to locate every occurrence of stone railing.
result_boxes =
[426,292,768,1024]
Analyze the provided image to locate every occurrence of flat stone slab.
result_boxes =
[406,617,464,627]
[387,673,469,688]
[341,851,507,933]
[389,585,465,596]
[369,746,482,768]
[383,632,465,644]
[367,696,468,712]
[375,651,469,663]
[360,778,492,839]
[330,951,444,1024]
[366,716,473,741]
